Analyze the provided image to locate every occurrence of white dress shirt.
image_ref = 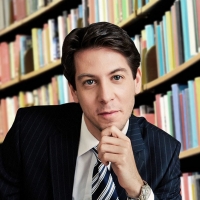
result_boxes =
[72,114,154,200]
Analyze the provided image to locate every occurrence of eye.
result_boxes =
[85,80,95,85]
[113,75,122,80]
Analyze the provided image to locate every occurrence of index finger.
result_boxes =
[101,125,129,141]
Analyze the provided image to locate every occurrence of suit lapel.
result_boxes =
[49,103,82,199]
[111,115,146,199]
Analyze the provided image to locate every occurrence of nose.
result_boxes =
[97,81,114,104]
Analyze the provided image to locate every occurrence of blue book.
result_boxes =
[145,24,155,50]
[37,28,44,67]
[162,15,170,73]
[138,0,142,8]
[155,24,165,76]
[20,36,26,75]
[171,83,187,150]
[180,0,191,61]
[57,75,65,105]
[188,80,198,148]
[95,0,99,22]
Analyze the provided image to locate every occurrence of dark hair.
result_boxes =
[61,22,140,90]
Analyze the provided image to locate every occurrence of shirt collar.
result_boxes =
[78,114,129,157]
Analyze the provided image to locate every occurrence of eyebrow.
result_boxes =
[77,67,128,81]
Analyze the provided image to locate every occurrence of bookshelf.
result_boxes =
[0,0,65,37]
[0,0,200,174]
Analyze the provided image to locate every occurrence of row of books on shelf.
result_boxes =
[131,0,200,85]
[0,74,72,143]
[181,172,200,200]
[1,0,200,87]
[133,76,200,152]
[0,0,154,33]
[0,7,78,84]
[0,0,58,31]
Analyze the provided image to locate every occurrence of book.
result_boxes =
[165,11,175,71]
[186,0,198,56]
[162,15,170,73]
[184,87,192,148]
[171,83,187,147]
[180,0,191,61]
[195,0,200,52]
[166,91,174,137]
[171,0,184,66]
[0,42,11,83]
[194,77,200,146]
[154,22,165,77]
[182,89,189,149]
[31,28,40,71]
[188,80,198,148]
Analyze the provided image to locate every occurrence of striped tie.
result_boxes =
[91,146,119,200]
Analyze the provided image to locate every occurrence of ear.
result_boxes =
[69,84,79,103]
[134,67,142,95]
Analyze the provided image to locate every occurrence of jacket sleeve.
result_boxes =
[0,108,22,199]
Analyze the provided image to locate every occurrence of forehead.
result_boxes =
[74,47,131,75]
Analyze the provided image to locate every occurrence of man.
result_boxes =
[0,22,181,199]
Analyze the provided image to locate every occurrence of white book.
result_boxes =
[62,75,69,103]
[57,16,65,58]
[6,97,15,130]
[188,175,193,200]
[33,89,39,106]
[180,176,185,200]
[160,95,166,132]
[70,8,78,30]
[164,94,170,134]
[186,0,198,56]
[48,19,57,62]
[0,0,5,30]
[26,91,34,106]
[98,0,104,22]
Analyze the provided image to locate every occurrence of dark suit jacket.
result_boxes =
[0,103,181,200]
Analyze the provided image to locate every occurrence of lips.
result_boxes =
[98,110,118,115]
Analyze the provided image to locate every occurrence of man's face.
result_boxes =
[70,47,141,140]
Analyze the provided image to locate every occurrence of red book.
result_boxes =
[196,0,200,48]
[51,76,58,105]
[179,92,186,150]
[0,42,11,83]
[182,173,189,200]
[0,99,8,142]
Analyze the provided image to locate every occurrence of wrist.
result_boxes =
[126,180,151,200]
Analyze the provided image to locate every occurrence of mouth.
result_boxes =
[98,110,119,117]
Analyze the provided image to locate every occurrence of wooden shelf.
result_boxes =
[20,59,61,81]
[137,0,160,15]
[0,60,61,91]
[118,13,137,28]
[143,53,200,91]
[0,0,63,37]
[179,146,200,159]
[0,77,20,90]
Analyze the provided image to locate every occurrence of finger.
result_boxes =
[99,143,126,155]
[100,152,127,166]
[101,125,129,141]
[100,135,130,148]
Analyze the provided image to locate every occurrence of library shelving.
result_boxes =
[0,0,200,176]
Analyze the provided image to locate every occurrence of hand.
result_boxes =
[97,125,144,197]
